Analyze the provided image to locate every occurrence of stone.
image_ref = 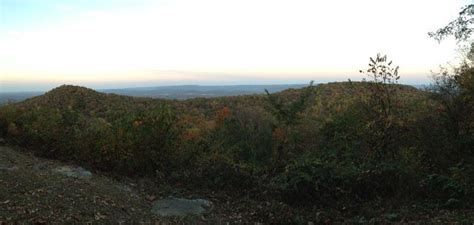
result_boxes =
[32,163,48,171]
[53,166,92,179]
[0,165,18,171]
[115,184,133,192]
[151,197,211,217]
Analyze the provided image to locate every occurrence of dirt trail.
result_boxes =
[0,145,269,224]
[0,145,173,223]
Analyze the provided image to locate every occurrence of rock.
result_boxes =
[32,163,48,171]
[384,213,399,222]
[0,165,18,171]
[115,184,138,198]
[444,198,462,209]
[115,184,133,192]
[151,197,211,217]
[146,195,157,201]
[0,138,5,145]
[53,166,92,179]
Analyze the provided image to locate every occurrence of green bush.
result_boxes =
[95,106,179,175]
[1,93,180,176]
[0,104,21,138]
[351,163,417,200]
[16,108,74,158]
[192,155,258,191]
[273,157,418,206]
[318,106,366,162]
[272,157,351,206]
[420,174,465,202]
[211,106,274,167]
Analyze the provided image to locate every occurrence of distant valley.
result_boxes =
[0,84,307,103]
[0,83,428,104]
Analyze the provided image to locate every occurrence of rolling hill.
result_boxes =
[0,82,473,223]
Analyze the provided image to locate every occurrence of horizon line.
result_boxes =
[0,81,431,93]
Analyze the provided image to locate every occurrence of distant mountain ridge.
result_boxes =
[101,84,307,100]
[0,83,427,104]
[0,84,307,103]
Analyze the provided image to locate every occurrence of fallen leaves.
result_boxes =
[94,212,107,220]
[32,218,47,225]
[146,195,157,201]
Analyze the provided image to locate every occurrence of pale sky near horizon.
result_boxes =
[0,0,471,92]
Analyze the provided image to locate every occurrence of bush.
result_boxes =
[192,155,258,191]
[273,157,418,206]
[211,106,274,167]
[0,104,21,138]
[359,54,403,161]
[430,66,474,164]
[318,106,366,162]
[420,174,466,206]
[272,157,352,206]
[1,96,180,176]
[97,106,179,175]
[351,163,417,200]
[16,108,74,158]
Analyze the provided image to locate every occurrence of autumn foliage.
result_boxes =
[0,72,473,217]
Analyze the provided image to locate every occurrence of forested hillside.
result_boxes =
[2,0,474,222]
[1,68,473,222]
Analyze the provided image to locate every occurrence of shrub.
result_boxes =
[16,108,73,157]
[272,157,352,206]
[1,95,180,176]
[318,105,366,162]
[420,174,465,205]
[0,104,21,138]
[351,163,417,200]
[100,106,179,175]
[192,155,258,191]
[211,106,274,167]
[273,157,418,206]
[359,54,403,161]
[265,81,315,169]
[430,66,474,164]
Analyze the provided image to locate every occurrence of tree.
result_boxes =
[265,81,315,169]
[429,65,474,157]
[429,4,474,165]
[359,53,401,160]
[428,4,473,42]
[265,81,315,127]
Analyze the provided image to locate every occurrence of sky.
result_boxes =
[0,0,471,92]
